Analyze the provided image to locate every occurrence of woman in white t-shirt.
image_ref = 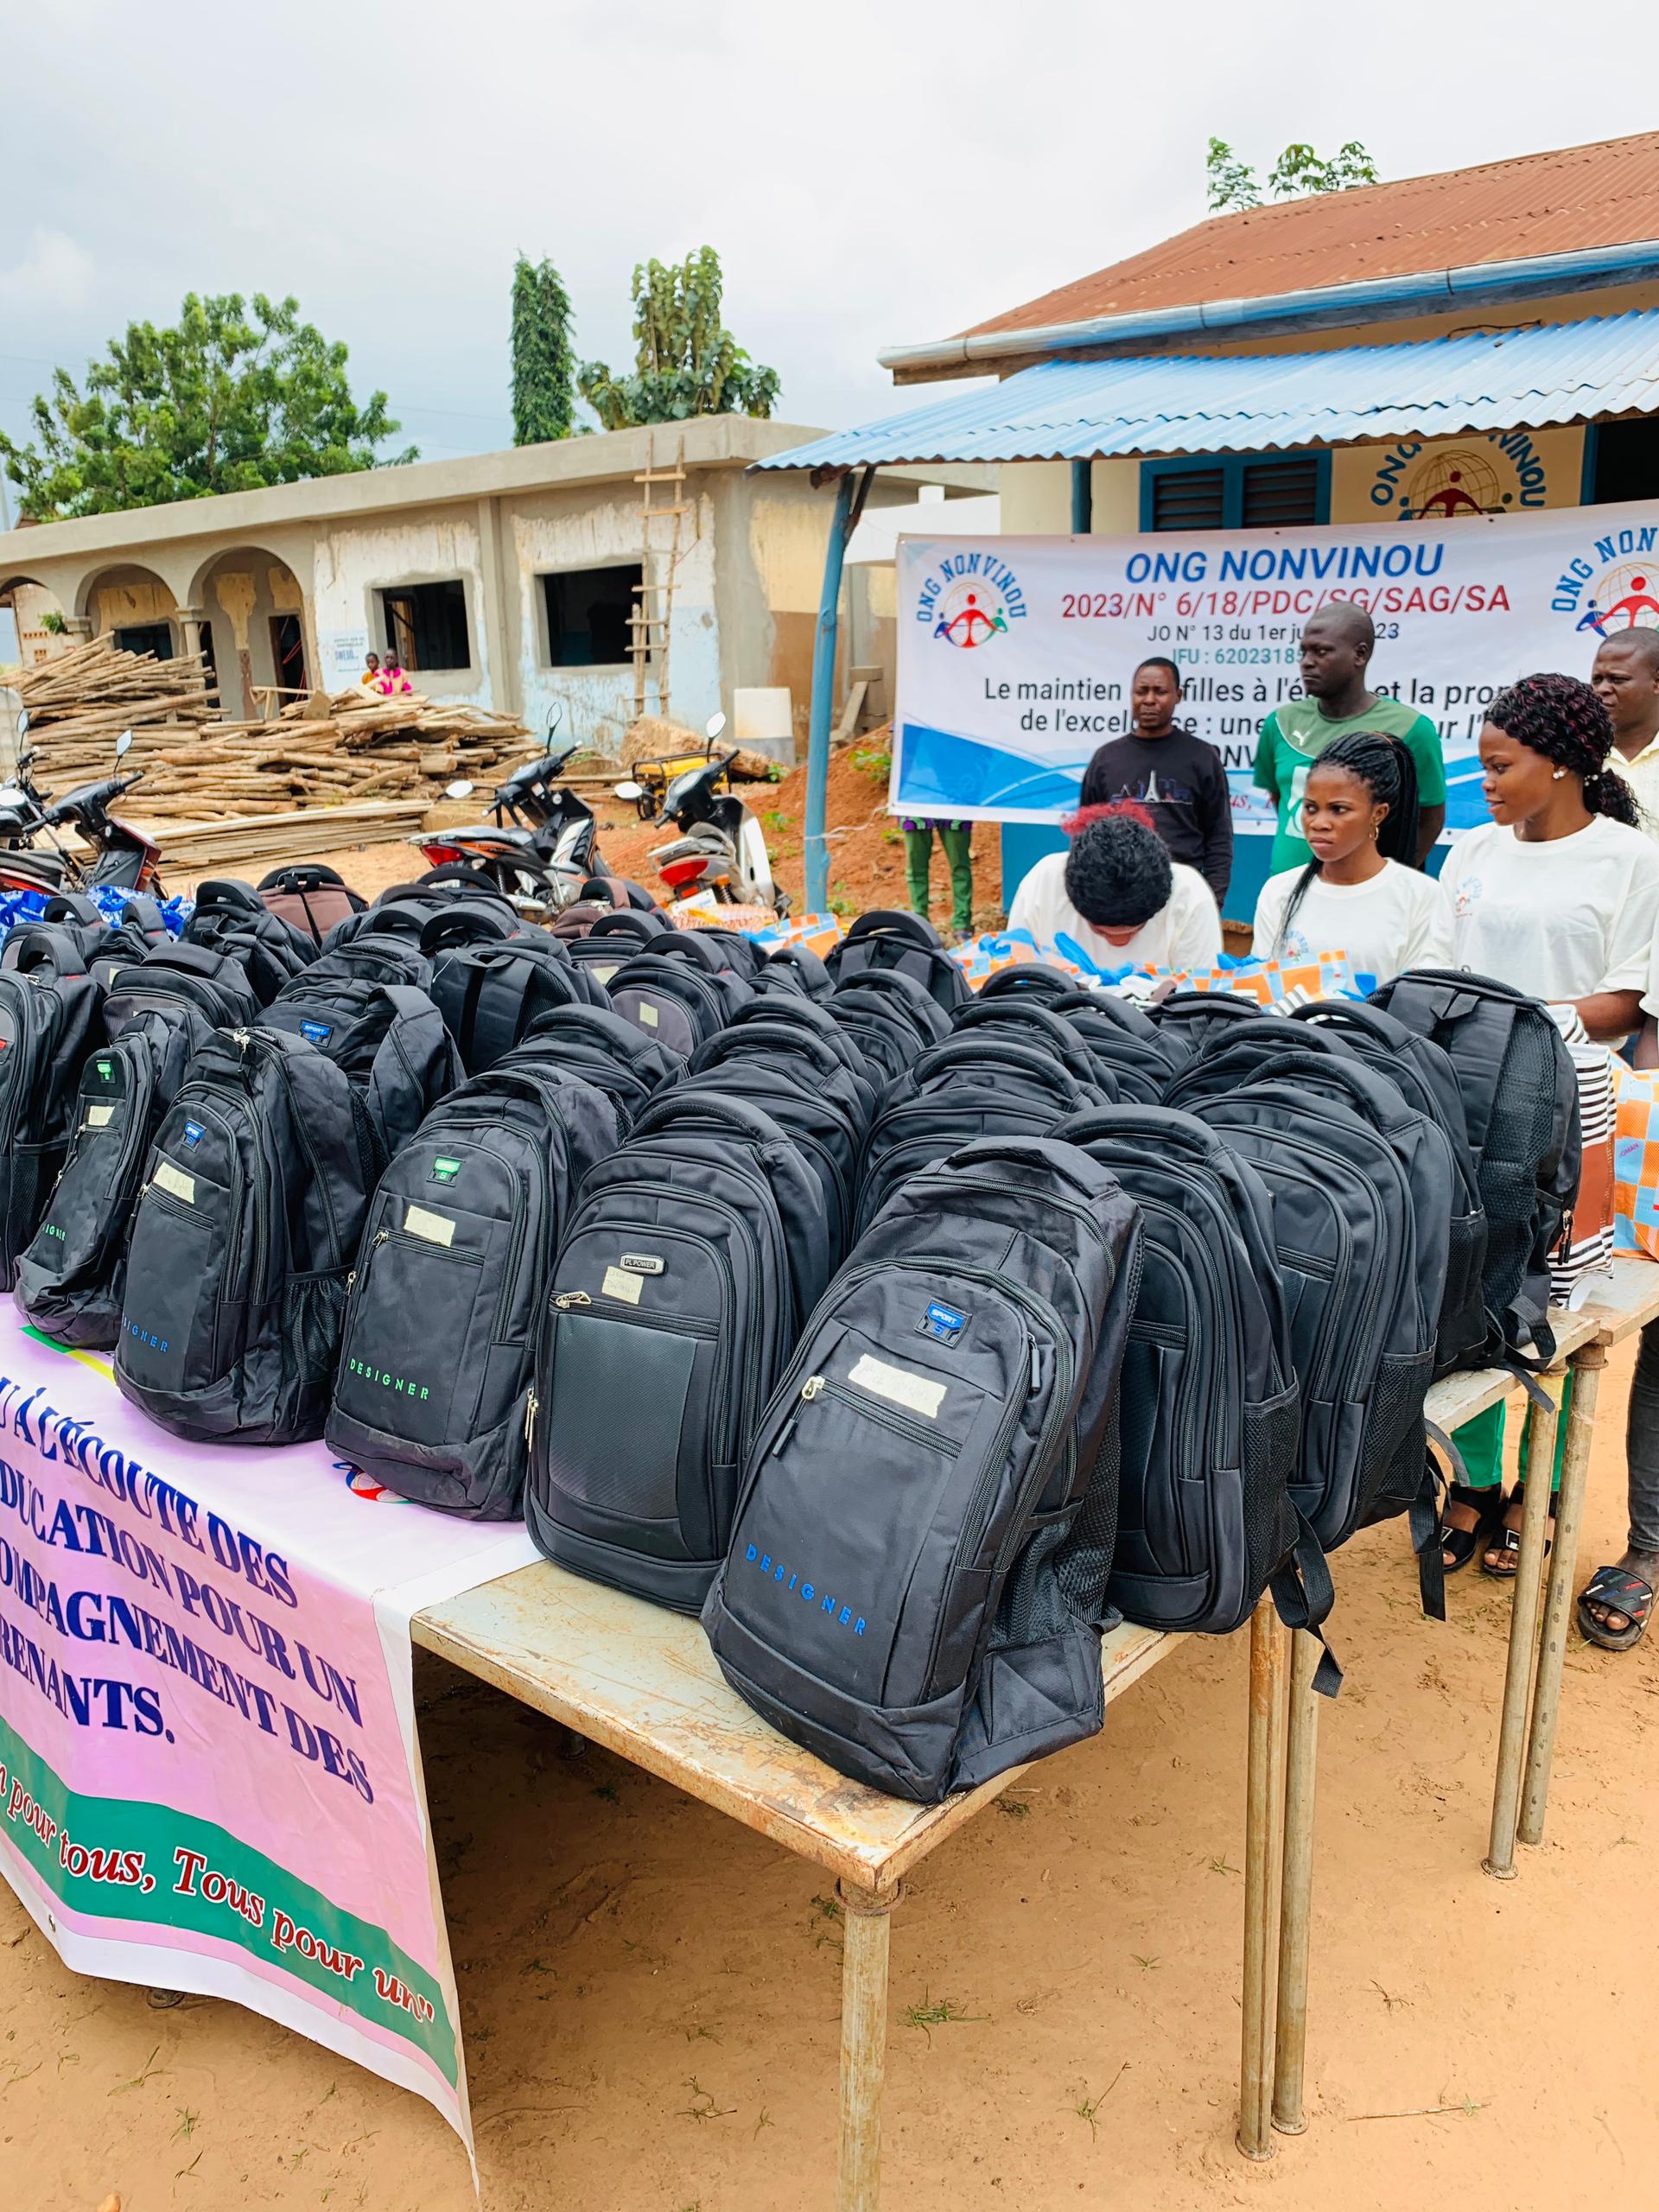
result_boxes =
[1007,805,1222,976]
[1442,671,1659,1041]
[1440,672,1659,1587]
[1251,730,1451,984]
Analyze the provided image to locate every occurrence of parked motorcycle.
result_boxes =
[617,714,789,917]
[410,707,604,915]
[0,715,165,896]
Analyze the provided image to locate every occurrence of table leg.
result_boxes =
[1484,1375,1563,1879]
[1238,1596,1289,2161]
[1272,1626,1322,2136]
[1519,1342,1605,1847]
[836,1878,900,2212]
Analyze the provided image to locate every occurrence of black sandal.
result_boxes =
[1577,1567,1655,1651]
[1440,1484,1502,1573]
[1480,1484,1554,1580]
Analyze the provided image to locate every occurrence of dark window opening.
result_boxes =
[542,563,642,667]
[1588,418,1659,505]
[112,621,174,660]
[1143,452,1329,531]
[270,613,308,694]
[378,580,470,672]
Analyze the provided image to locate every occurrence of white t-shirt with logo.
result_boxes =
[1008,852,1222,974]
[1441,814,1659,1001]
[1250,858,1453,985]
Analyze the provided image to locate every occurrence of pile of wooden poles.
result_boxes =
[14,636,218,760]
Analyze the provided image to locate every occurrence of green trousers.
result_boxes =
[1453,1373,1571,1497]
[905,822,974,935]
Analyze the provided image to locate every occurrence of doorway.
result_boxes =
[270,614,308,697]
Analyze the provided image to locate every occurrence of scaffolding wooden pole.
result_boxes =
[631,433,690,725]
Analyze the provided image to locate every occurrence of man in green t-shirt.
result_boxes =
[1253,604,1446,870]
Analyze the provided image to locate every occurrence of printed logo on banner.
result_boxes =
[1370,431,1551,520]
[916,550,1028,650]
[1550,519,1659,632]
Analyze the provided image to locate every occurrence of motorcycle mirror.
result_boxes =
[546,702,565,737]
[705,712,728,743]
[115,728,134,759]
[444,779,476,800]
[14,711,27,741]
[613,780,645,802]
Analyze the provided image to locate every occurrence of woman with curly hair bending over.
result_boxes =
[1439,674,1659,1592]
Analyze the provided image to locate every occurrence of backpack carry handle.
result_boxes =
[842,907,943,950]
[975,963,1085,1008]
[911,1032,1096,1108]
[41,892,108,931]
[932,1132,1126,1207]
[588,906,670,944]
[1,924,97,981]
[419,904,524,955]
[688,1020,847,1085]
[645,930,726,974]
[950,995,1103,1083]
[192,877,264,915]
[627,1084,795,1155]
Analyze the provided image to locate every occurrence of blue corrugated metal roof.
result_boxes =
[758,309,1659,470]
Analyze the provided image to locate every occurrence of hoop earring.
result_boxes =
[1370,823,1380,841]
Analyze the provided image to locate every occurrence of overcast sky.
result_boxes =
[3,0,1657,480]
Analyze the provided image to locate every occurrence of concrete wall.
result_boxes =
[198,548,309,717]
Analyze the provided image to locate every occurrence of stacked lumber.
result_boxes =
[20,654,537,821]
[155,800,430,874]
[624,714,780,783]
[15,636,217,760]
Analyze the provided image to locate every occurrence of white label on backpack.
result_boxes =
[404,1203,455,1249]
[593,963,620,985]
[601,1265,644,1305]
[848,1354,946,1421]
[86,1103,115,1128]
[638,1000,660,1028]
[153,1160,195,1205]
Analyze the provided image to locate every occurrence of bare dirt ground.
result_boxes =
[4,1332,1658,2212]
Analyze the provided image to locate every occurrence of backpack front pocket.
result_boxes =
[537,1303,714,1556]
[119,1181,229,1392]
[334,1224,490,1446]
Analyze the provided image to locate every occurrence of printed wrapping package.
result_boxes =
[744,911,844,959]
[1611,1060,1659,1265]
[1156,951,1376,1007]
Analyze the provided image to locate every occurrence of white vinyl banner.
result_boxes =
[892,500,1659,836]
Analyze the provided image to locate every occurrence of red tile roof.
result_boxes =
[969,131,1659,339]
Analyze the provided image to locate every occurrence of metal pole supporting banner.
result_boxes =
[804,467,873,915]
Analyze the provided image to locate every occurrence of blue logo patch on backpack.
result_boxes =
[182,1121,203,1148]
[920,1300,967,1345]
[300,1020,334,1046]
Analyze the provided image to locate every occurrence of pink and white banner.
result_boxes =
[0,1301,536,2152]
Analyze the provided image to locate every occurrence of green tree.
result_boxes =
[511,253,577,444]
[1206,136,1380,213]
[0,292,414,520]
[577,247,779,430]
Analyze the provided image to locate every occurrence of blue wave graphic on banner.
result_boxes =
[897,722,1089,812]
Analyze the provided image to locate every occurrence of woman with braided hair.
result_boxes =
[1438,673,1659,1582]
[1442,671,1659,1044]
[1249,729,1452,984]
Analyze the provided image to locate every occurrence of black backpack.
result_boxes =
[327,1055,621,1518]
[0,929,106,1289]
[682,1019,875,1263]
[710,995,878,1109]
[826,908,971,1012]
[948,996,1112,1090]
[1368,969,1580,1364]
[16,1006,209,1347]
[525,1090,827,1612]
[258,864,368,945]
[114,1027,378,1443]
[91,893,172,986]
[1153,989,1268,1071]
[263,976,461,1162]
[1172,1058,1446,1572]
[100,943,261,1033]
[603,950,750,1058]
[1056,1106,1318,1637]
[755,943,833,1001]
[1048,989,1176,1106]
[1287,999,1489,1376]
[301,931,435,992]
[320,880,518,956]
[856,1031,1107,1238]
[703,1137,1141,1803]
[826,968,952,1085]
[521,1004,684,1128]
[427,934,608,1071]
[183,880,315,1004]
[562,907,672,982]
